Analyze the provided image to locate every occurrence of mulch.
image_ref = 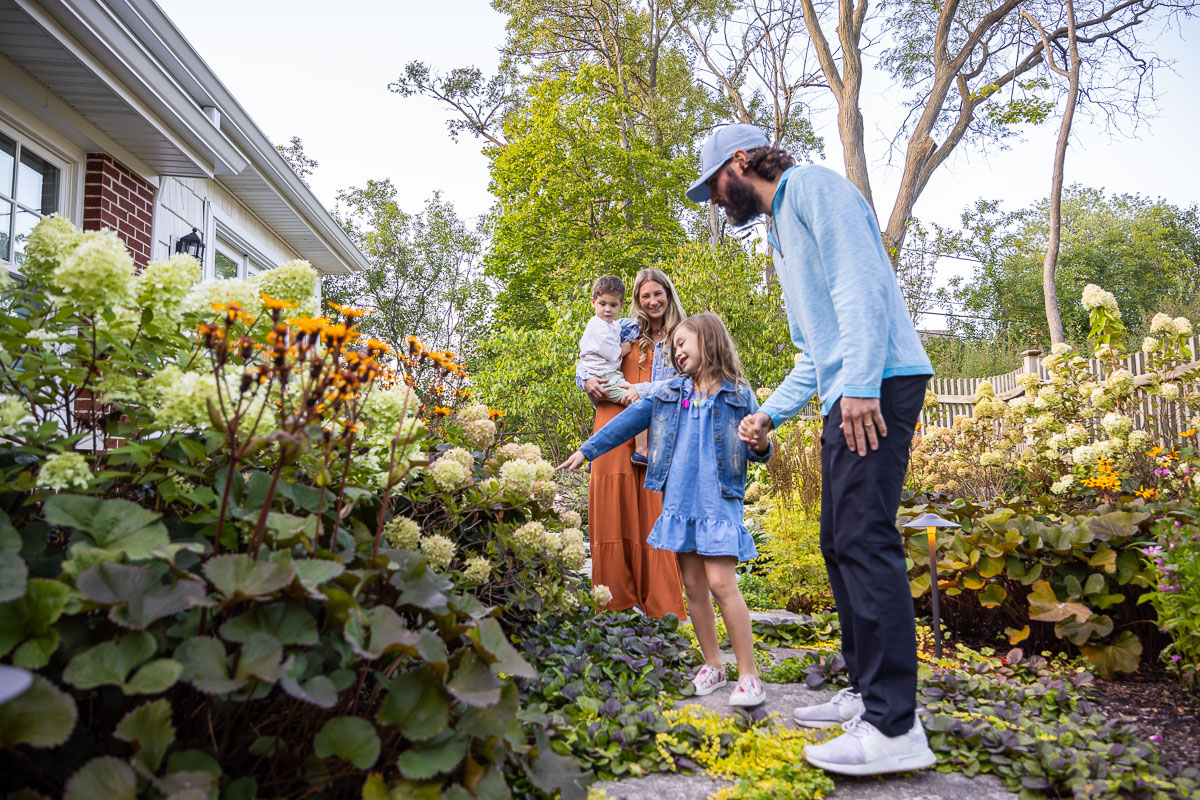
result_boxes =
[1088,665,1200,774]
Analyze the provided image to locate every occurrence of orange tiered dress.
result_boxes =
[588,342,687,619]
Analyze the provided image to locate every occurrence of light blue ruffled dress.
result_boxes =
[647,382,758,561]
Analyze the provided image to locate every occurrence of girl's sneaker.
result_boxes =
[691,664,728,696]
[729,674,766,707]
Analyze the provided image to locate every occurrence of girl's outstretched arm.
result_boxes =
[558,450,587,471]
[578,396,654,462]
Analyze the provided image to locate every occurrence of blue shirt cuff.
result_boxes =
[842,385,881,398]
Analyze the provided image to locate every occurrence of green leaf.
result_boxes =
[1084,572,1107,596]
[0,578,69,667]
[0,549,27,603]
[396,734,469,779]
[76,563,206,630]
[978,583,1007,608]
[44,494,169,560]
[292,558,344,595]
[313,716,381,769]
[233,632,285,683]
[909,572,930,597]
[0,675,77,748]
[204,554,296,602]
[391,565,450,612]
[63,631,156,690]
[220,602,318,646]
[1055,614,1113,645]
[1027,579,1091,623]
[447,650,503,707]
[115,698,175,773]
[165,749,222,778]
[177,636,242,695]
[1079,630,1143,677]
[126,659,184,694]
[346,606,420,661]
[470,617,537,678]
[376,666,450,741]
[1087,511,1150,542]
[64,757,137,800]
[526,729,589,800]
[281,669,338,709]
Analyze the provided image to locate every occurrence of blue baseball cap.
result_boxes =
[686,124,770,203]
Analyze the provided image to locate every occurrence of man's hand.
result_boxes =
[840,396,887,457]
[557,451,588,472]
[621,383,639,406]
[738,411,773,453]
[584,376,608,403]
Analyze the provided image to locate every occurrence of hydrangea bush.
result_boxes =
[0,217,589,798]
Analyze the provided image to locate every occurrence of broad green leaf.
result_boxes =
[909,572,930,598]
[396,734,468,779]
[960,571,985,590]
[177,636,242,695]
[281,671,338,709]
[416,630,449,673]
[0,550,27,602]
[60,546,123,582]
[0,675,77,748]
[1027,580,1091,623]
[1088,511,1150,542]
[64,757,136,800]
[446,650,502,707]
[978,583,1007,608]
[292,558,344,595]
[63,631,155,690]
[1080,630,1142,677]
[44,494,169,560]
[977,555,1005,579]
[313,716,380,769]
[154,771,215,798]
[1064,574,1084,600]
[220,602,318,646]
[233,632,285,683]
[0,578,69,667]
[76,563,206,630]
[391,566,449,611]
[376,666,450,741]
[1084,572,1107,596]
[526,729,589,799]
[125,659,184,695]
[347,606,420,661]
[115,698,175,773]
[1088,547,1118,573]
[470,617,536,678]
[1005,625,1030,645]
[165,749,222,778]
[1055,614,1113,645]
[204,554,296,602]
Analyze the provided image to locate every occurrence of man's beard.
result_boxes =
[722,168,762,226]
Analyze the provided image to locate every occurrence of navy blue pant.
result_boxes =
[819,375,928,736]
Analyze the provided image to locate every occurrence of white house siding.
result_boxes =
[155,176,301,277]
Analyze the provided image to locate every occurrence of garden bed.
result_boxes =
[1090,666,1200,773]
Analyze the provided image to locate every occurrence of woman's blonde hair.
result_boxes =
[631,267,687,366]
[671,313,747,389]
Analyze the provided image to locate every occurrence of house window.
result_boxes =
[1,130,62,267]
[214,246,240,280]
[210,223,274,280]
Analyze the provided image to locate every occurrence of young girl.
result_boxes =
[559,313,772,706]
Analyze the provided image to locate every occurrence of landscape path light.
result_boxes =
[903,512,961,659]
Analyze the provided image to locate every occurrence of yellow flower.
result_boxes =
[260,293,299,311]
[329,301,370,318]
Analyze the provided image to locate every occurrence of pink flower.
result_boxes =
[1171,654,1182,662]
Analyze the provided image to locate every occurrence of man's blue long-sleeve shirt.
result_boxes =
[759,165,933,426]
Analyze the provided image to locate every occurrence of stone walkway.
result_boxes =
[593,611,1017,800]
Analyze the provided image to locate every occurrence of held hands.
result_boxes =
[840,396,887,456]
[737,411,772,455]
[558,451,588,472]
[584,376,607,403]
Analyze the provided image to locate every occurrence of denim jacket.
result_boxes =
[579,377,772,499]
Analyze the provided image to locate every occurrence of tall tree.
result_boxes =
[325,184,491,359]
[275,136,319,186]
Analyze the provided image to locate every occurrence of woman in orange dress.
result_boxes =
[581,268,687,618]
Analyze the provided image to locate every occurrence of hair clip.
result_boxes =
[682,398,690,409]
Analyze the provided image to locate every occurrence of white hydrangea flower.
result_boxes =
[1066,423,1089,446]
[363,385,419,436]
[136,253,201,318]
[1071,444,1098,467]
[0,394,29,434]
[1101,412,1133,437]
[541,529,563,554]
[1081,284,1119,314]
[1143,337,1159,353]
[1105,369,1134,397]
[1161,383,1181,401]
[1051,475,1075,495]
[251,259,319,314]
[1095,438,1119,459]
[383,516,421,550]
[50,229,135,314]
[1173,317,1193,337]
[513,521,545,551]
[22,214,81,283]
[592,584,613,606]
[1127,429,1151,451]
[1150,313,1175,336]
[428,456,470,491]
[1050,342,1073,356]
[560,510,582,528]
[562,543,586,570]
[37,451,91,490]
[24,328,58,350]
[531,479,556,507]
[755,387,771,402]
[533,459,554,483]
[499,459,538,495]
[979,451,1003,467]
[183,278,264,318]
[420,534,455,570]
[456,403,490,424]
[462,417,497,449]
[560,527,585,548]
[1093,343,1115,360]
[154,368,217,429]
[443,447,474,473]
[974,380,996,401]
[1047,433,1066,453]
[463,556,491,583]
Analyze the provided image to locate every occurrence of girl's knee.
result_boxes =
[707,573,738,602]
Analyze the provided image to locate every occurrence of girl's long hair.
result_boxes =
[671,313,748,389]
[631,267,687,366]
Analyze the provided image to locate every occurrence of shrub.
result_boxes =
[1138,518,1200,691]
[0,217,585,798]
[754,503,832,614]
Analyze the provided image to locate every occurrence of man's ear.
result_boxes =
[730,149,749,173]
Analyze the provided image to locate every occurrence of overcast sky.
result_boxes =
[158,0,1200,324]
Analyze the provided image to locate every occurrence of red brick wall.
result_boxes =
[82,154,155,270]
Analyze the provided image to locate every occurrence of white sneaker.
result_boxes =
[690,664,728,696]
[729,674,766,707]
[803,713,936,776]
[792,687,865,728]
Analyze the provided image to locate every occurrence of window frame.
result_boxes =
[0,119,72,272]
[210,217,276,280]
